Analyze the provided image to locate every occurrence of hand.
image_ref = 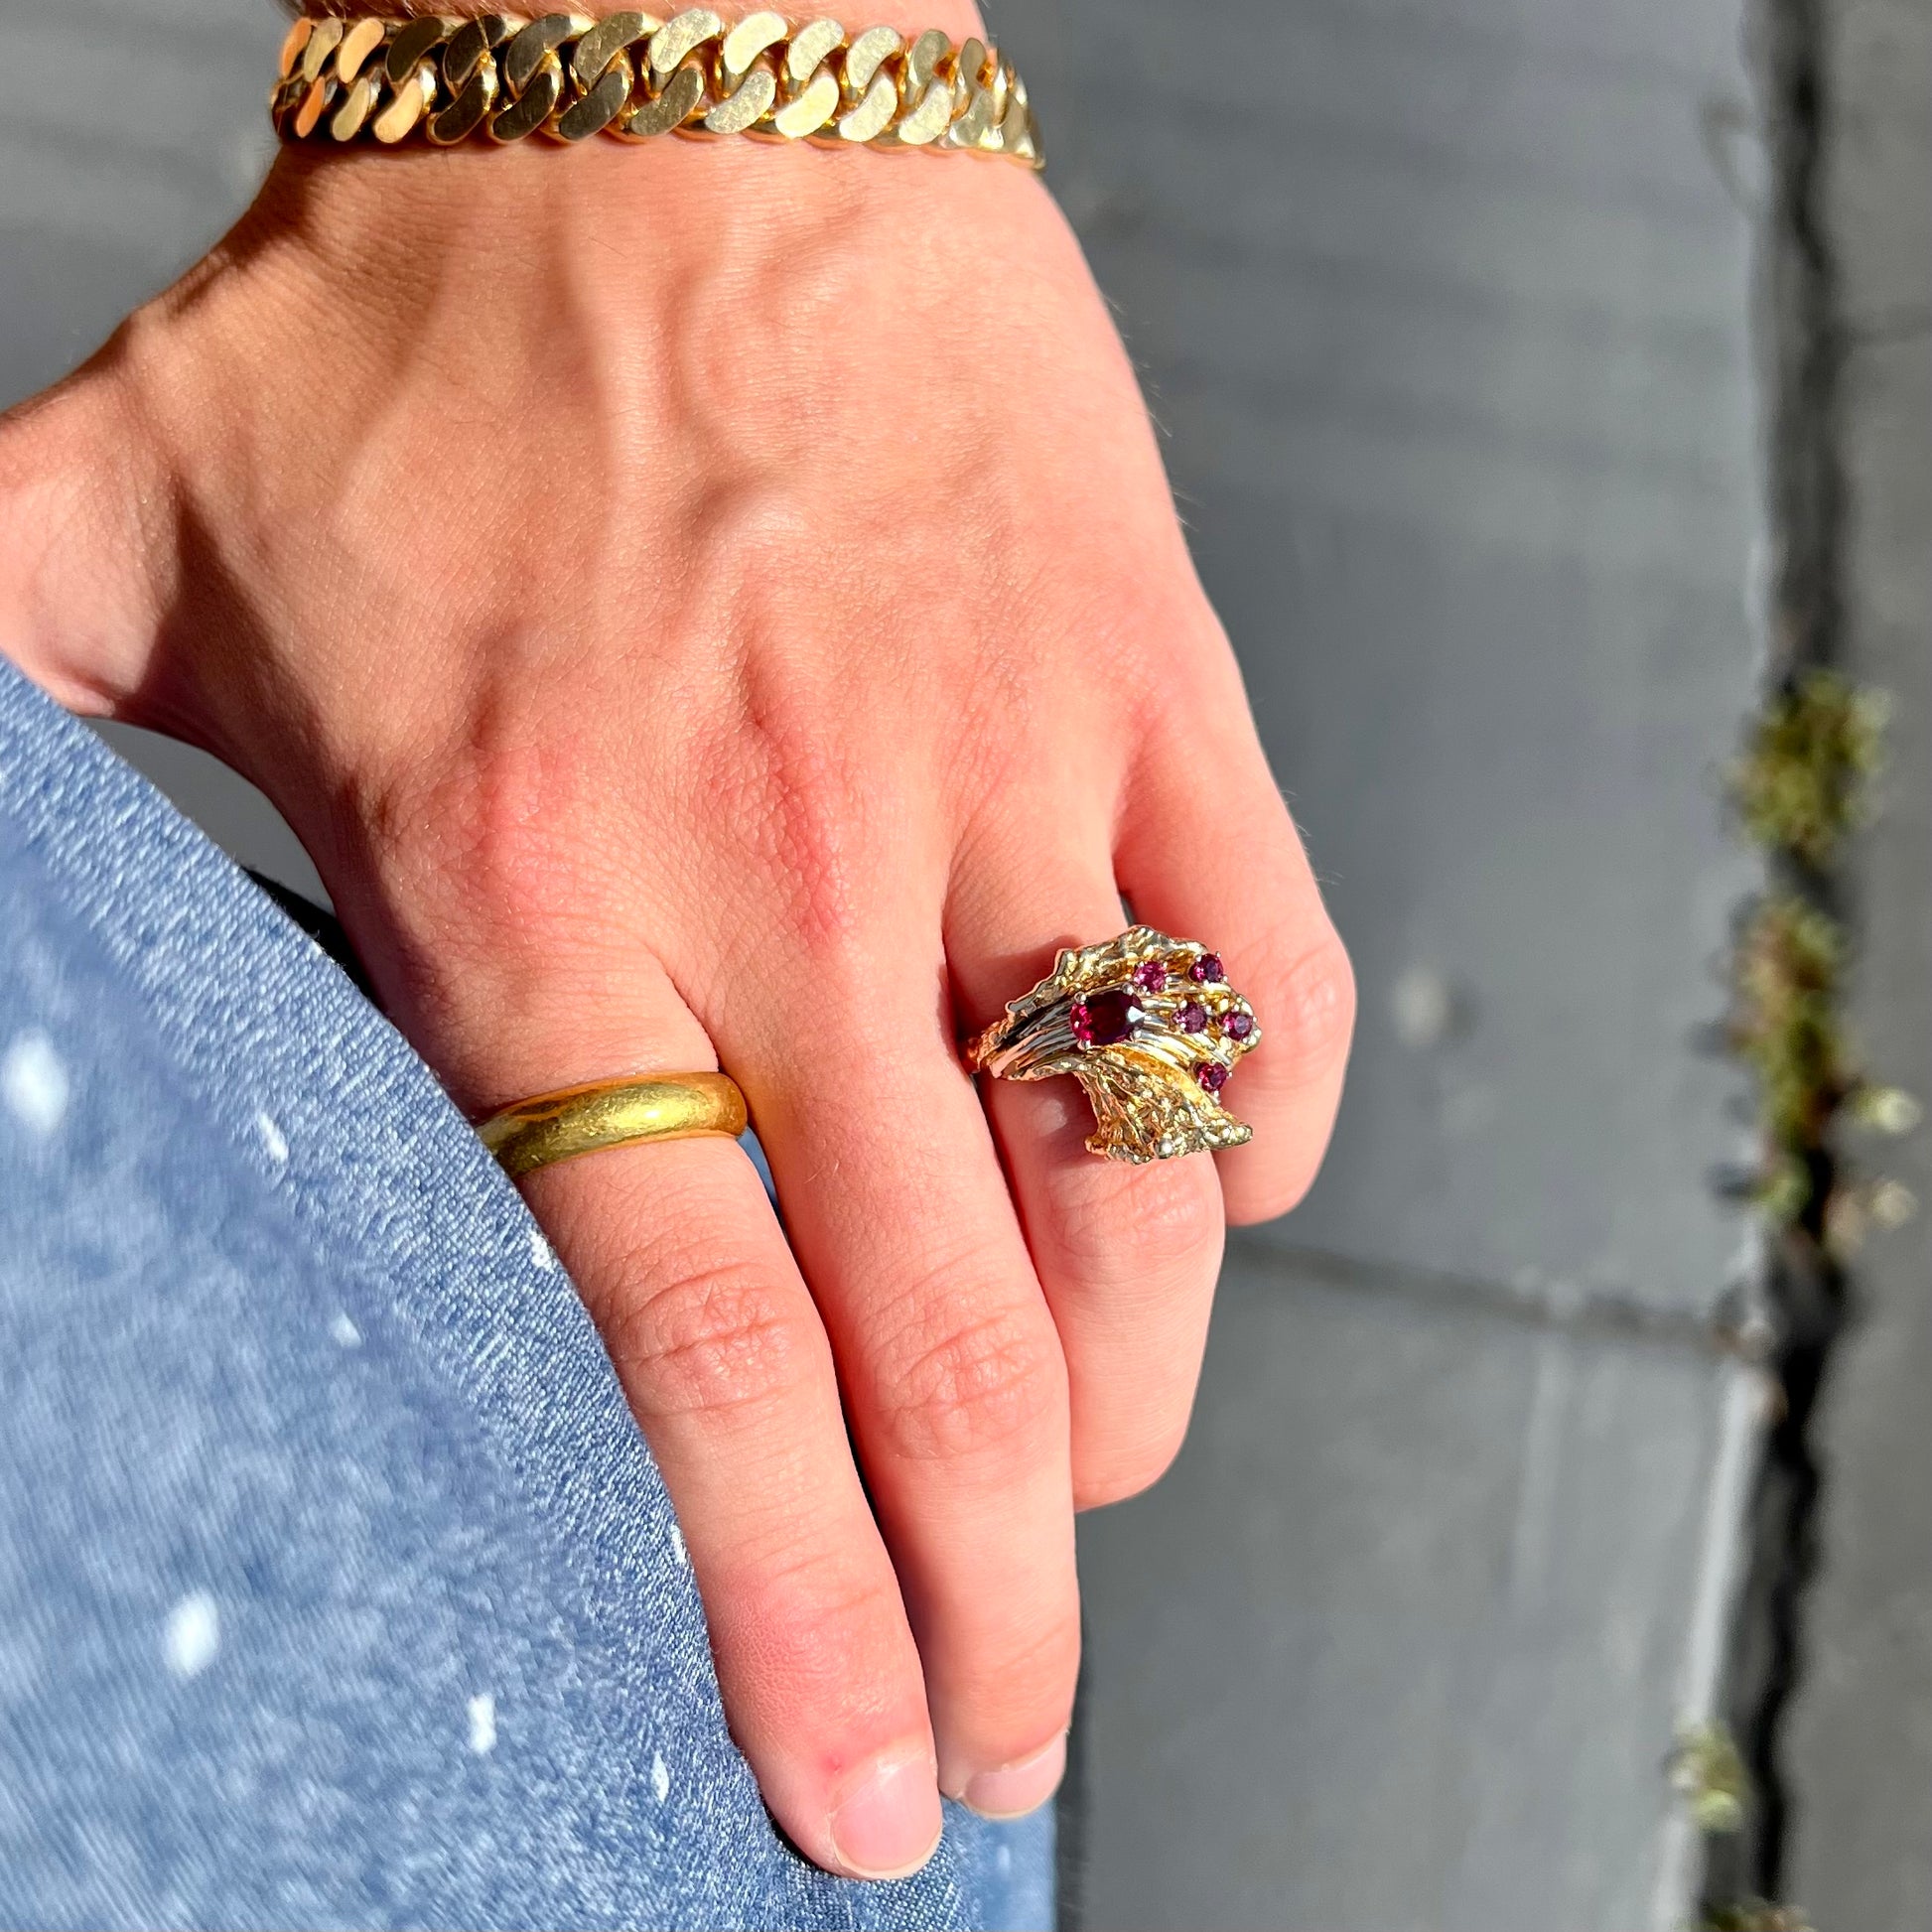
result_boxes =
[0,91,1352,1878]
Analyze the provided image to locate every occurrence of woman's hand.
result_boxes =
[0,116,1352,1878]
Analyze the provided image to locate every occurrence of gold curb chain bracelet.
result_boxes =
[272,10,1042,165]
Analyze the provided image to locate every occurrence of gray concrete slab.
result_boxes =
[1781,0,1932,1917]
[0,7,1772,1928]
[1021,0,1764,1315]
[0,0,280,405]
[1075,1243,1752,1932]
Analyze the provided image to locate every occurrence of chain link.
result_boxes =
[272,10,1042,166]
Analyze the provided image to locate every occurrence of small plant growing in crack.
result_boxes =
[1729,671,1886,872]
[1672,1721,1750,1834]
[1723,671,1917,1252]
[1702,1902,1817,1932]
[1699,668,1916,1925]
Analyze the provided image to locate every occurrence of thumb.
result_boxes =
[0,331,183,727]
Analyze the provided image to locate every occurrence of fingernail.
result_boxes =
[960,1733,1067,1821]
[829,1752,944,1880]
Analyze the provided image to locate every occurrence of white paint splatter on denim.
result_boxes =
[469,1694,497,1756]
[2,1031,69,1137]
[164,1592,220,1680]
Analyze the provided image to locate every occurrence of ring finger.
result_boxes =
[700,903,1082,1820]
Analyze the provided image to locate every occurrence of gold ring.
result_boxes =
[478,1073,749,1179]
[967,926,1260,1165]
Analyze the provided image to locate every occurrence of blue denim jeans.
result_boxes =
[0,659,1051,1931]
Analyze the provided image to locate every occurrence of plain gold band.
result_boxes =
[478,1072,749,1178]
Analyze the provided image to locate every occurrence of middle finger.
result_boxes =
[946,826,1226,1511]
[703,908,1081,1821]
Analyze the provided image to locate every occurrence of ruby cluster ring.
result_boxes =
[966,927,1260,1163]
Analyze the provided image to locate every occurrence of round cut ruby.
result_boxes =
[1177,1001,1208,1034]
[1190,953,1225,984]
[1133,960,1169,992]
[1197,1060,1229,1092]
[1071,989,1137,1047]
[1224,1011,1255,1042]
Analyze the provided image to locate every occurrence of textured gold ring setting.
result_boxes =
[967,927,1260,1164]
[479,1072,749,1178]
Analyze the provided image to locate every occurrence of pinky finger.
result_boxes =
[1117,729,1355,1225]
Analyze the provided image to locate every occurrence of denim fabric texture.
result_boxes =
[0,660,1052,1931]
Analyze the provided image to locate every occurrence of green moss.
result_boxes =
[1726,895,1853,1186]
[1721,678,1908,1236]
[1729,671,1886,872]
[1702,1903,1816,1932]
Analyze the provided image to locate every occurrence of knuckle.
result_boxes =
[604,1257,818,1425]
[708,746,858,960]
[697,651,876,961]
[719,1540,917,1710]
[1271,924,1357,1088]
[1051,1155,1223,1293]
[952,1607,1083,1744]
[360,736,592,951]
[874,1304,1065,1465]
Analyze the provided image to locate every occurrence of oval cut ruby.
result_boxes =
[1072,989,1137,1046]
